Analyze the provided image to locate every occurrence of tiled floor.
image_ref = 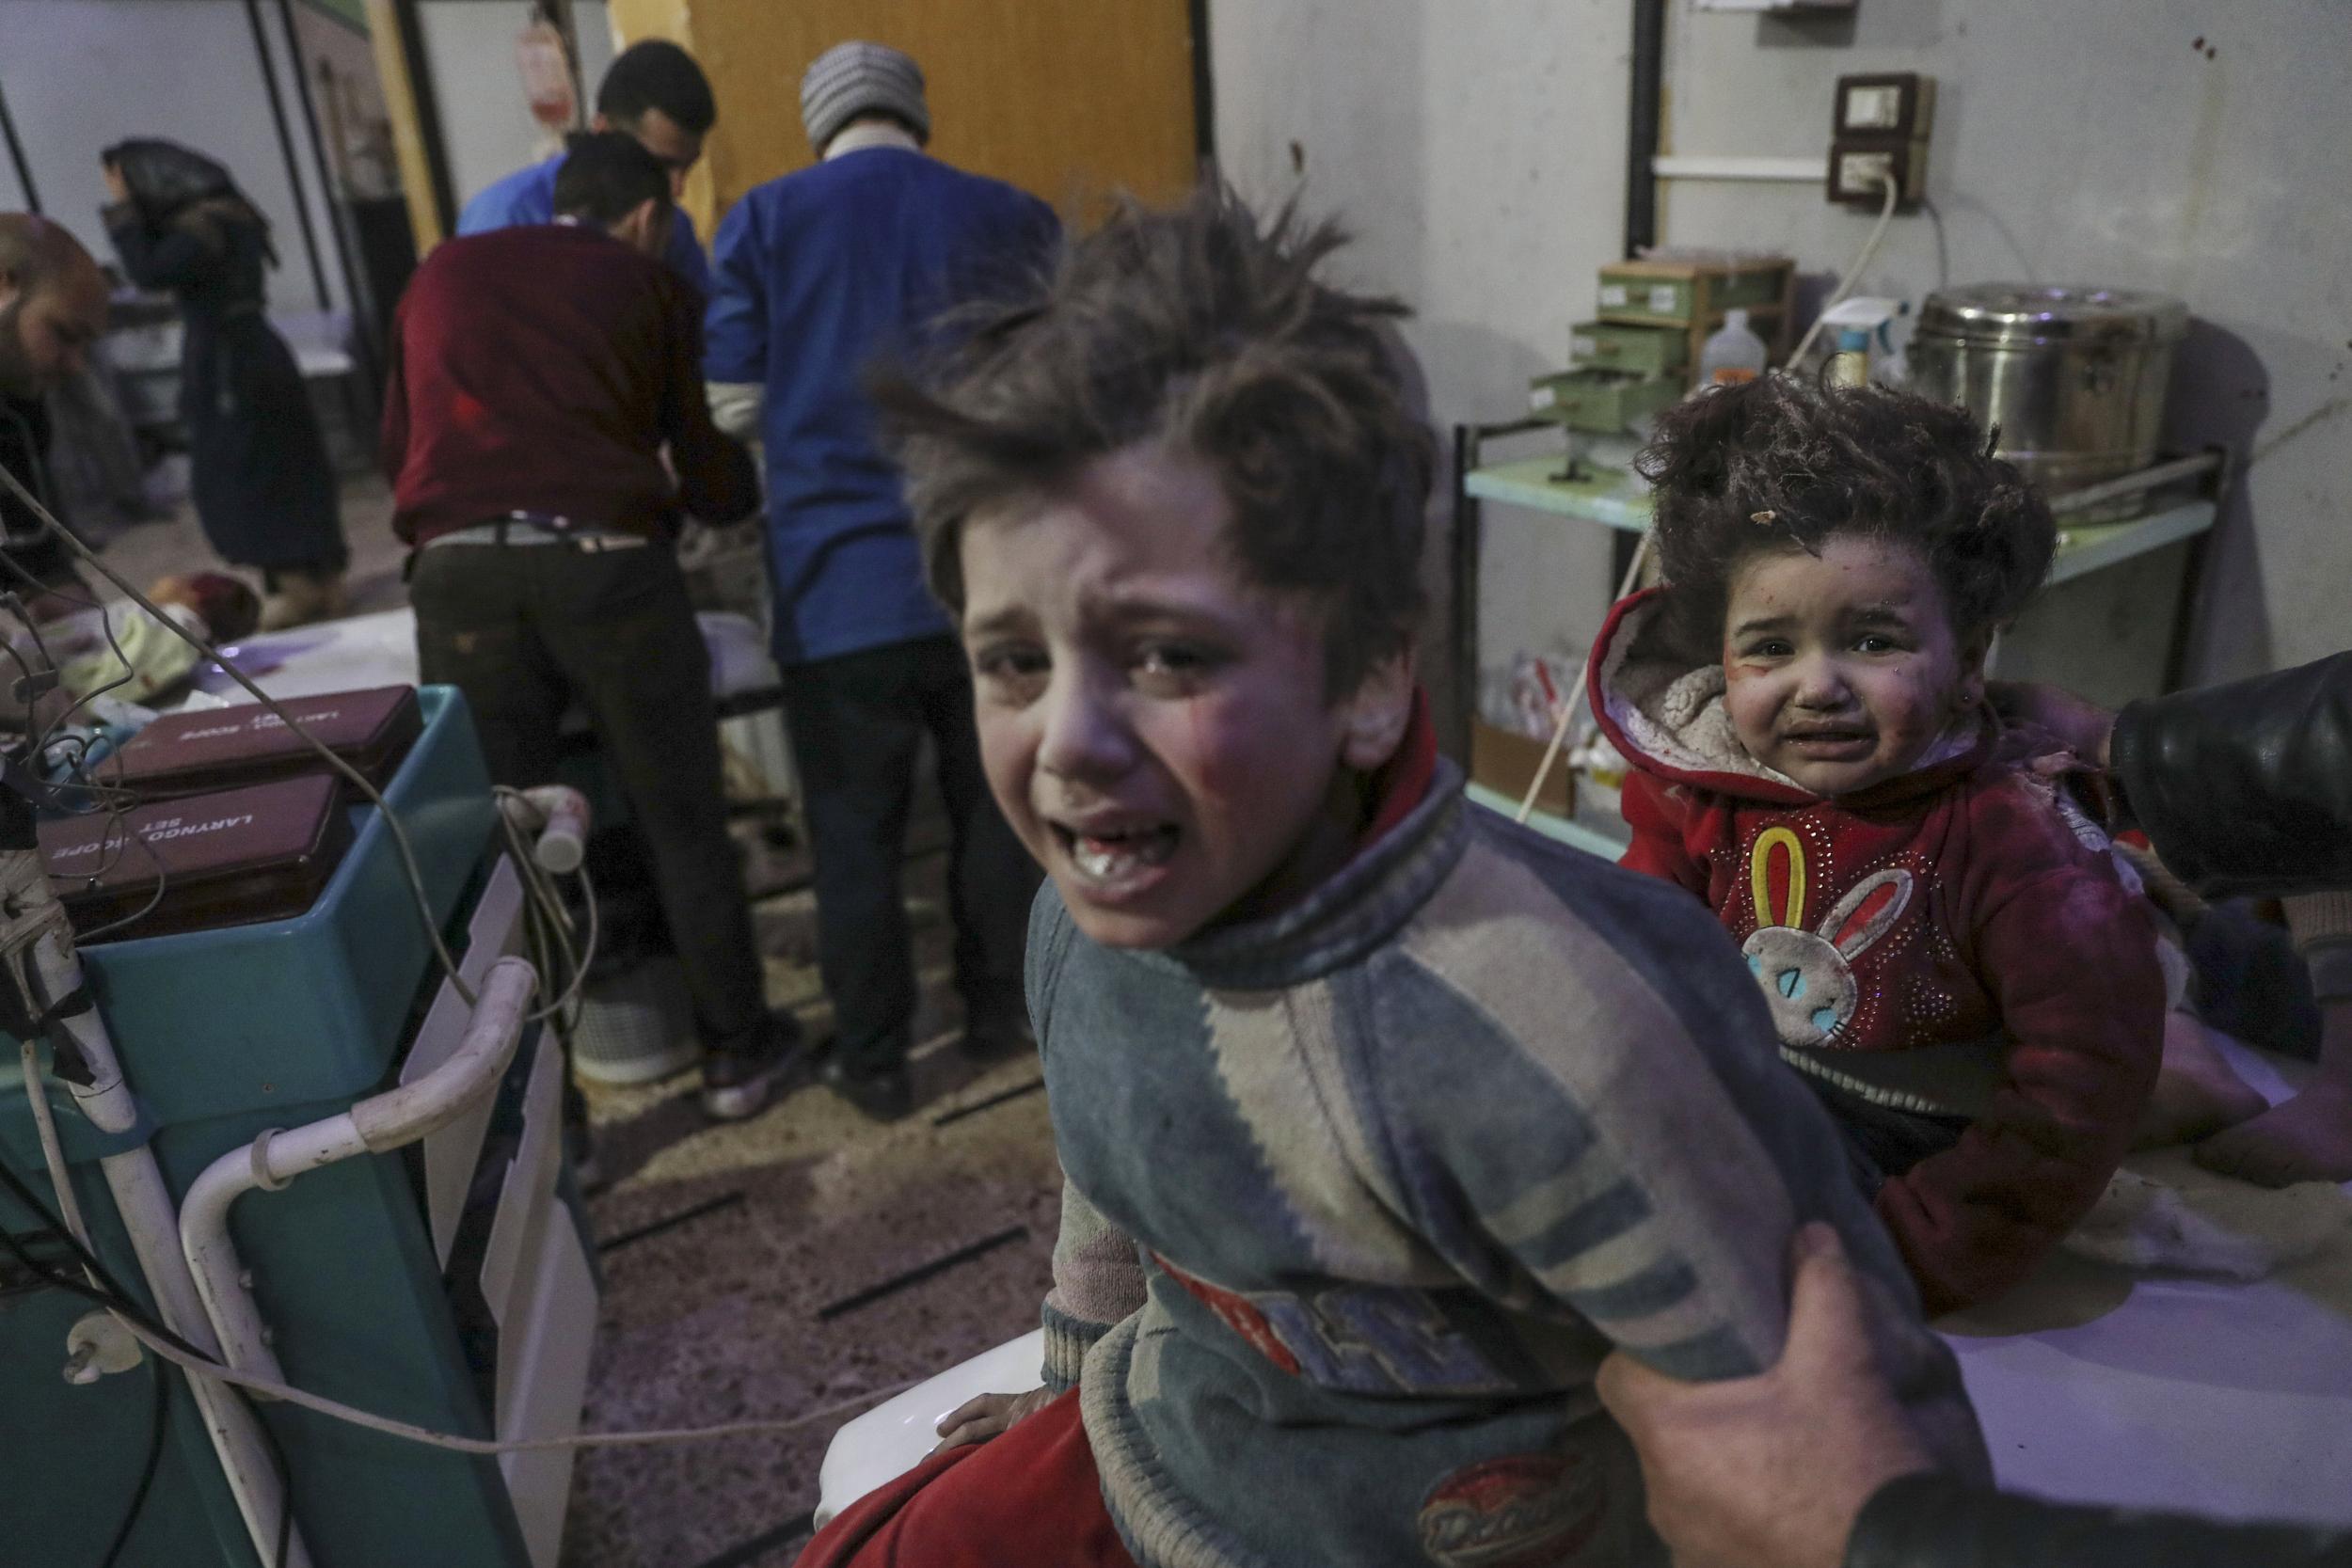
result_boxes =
[98,473,1065,1568]
[559,850,1063,1568]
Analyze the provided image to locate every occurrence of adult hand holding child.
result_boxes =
[1598,1224,1933,1568]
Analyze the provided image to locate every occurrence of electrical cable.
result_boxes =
[10,1033,175,1568]
[8,622,194,952]
[10,1062,919,1470]
[0,1154,293,1568]
[0,622,42,706]
[502,823,581,1026]
[492,786,598,1026]
[0,589,179,946]
[97,1354,168,1568]
[67,828,174,944]
[0,459,478,1005]
[259,1410,294,1568]
[535,860,594,1026]
[0,479,849,1520]
[1781,170,1901,372]
[1919,194,1950,293]
[1,1166,919,1457]
[19,591,138,759]
[0,552,137,757]
[116,1309,925,1456]
[0,1196,288,1568]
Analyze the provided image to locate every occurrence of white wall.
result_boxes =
[0,0,353,316]
[1211,0,1635,688]
[1654,0,2352,680]
[419,0,564,212]
[419,1,614,214]
[574,0,616,95]
[1209,0,2352,689]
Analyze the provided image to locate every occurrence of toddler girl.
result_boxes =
[1591,377,2167,1313]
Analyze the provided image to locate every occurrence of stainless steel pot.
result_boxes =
[1908,284,2186,520]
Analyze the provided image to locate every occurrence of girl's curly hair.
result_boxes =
[1635,377,2055,645]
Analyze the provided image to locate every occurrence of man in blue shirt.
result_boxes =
[456,39,714,294]
[704,41,1057,1119]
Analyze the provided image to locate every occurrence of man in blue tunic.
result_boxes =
[457,39,715,294]
[703,41,1058,1119]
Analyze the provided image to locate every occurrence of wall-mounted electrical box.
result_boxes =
[1827,139,1929,206]
[1835,72,1935,139]
[1826,72,1932,209]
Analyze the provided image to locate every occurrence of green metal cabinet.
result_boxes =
[0,689,593,1568]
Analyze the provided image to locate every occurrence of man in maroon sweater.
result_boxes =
[384,131,800,1119]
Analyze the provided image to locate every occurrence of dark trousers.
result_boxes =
[1806,1075,1971,1198]
[411,543,769,1056]
[780,634,1039,1076]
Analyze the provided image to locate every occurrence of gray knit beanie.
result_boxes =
[801,41,930,154]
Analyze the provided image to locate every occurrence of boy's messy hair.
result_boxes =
[875,182,1434,694]
[1635,377,2055,644]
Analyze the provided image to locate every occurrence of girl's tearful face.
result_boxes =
[1721,535,1983,797]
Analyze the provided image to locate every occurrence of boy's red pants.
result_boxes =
[799,1390,1139,1568]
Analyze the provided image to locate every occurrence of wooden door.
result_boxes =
[607,0,1200,237]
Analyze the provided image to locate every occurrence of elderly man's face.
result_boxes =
[0,259,109,400]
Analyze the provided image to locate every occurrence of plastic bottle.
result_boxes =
[1827,327,1871,388]
[1870,302,1913,389]
[1699,308,1769,387]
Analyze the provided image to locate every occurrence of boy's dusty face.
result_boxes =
[959,445,1405,950]
[1721,535,1982,796]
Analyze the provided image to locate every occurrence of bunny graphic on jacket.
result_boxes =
[1591,587,2167,1314]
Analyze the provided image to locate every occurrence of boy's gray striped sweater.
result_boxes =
[1032,759,1987,1568]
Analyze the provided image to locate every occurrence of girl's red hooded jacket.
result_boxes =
[1590,588,2165,1313]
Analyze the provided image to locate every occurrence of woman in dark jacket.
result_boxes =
[100,139,346,627]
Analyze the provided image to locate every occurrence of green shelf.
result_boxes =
[1465,781,1630,860]
[1462,456,1653,531]
[1462,458,2216,581]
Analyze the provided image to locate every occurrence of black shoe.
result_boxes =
[819,1053,915,1122]
[699,1015,807,1121]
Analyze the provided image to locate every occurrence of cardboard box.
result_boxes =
[1470,720,1573,818]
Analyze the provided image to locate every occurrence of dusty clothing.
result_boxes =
[1020,752,1984,1568]
[1592,588,2166,1314]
